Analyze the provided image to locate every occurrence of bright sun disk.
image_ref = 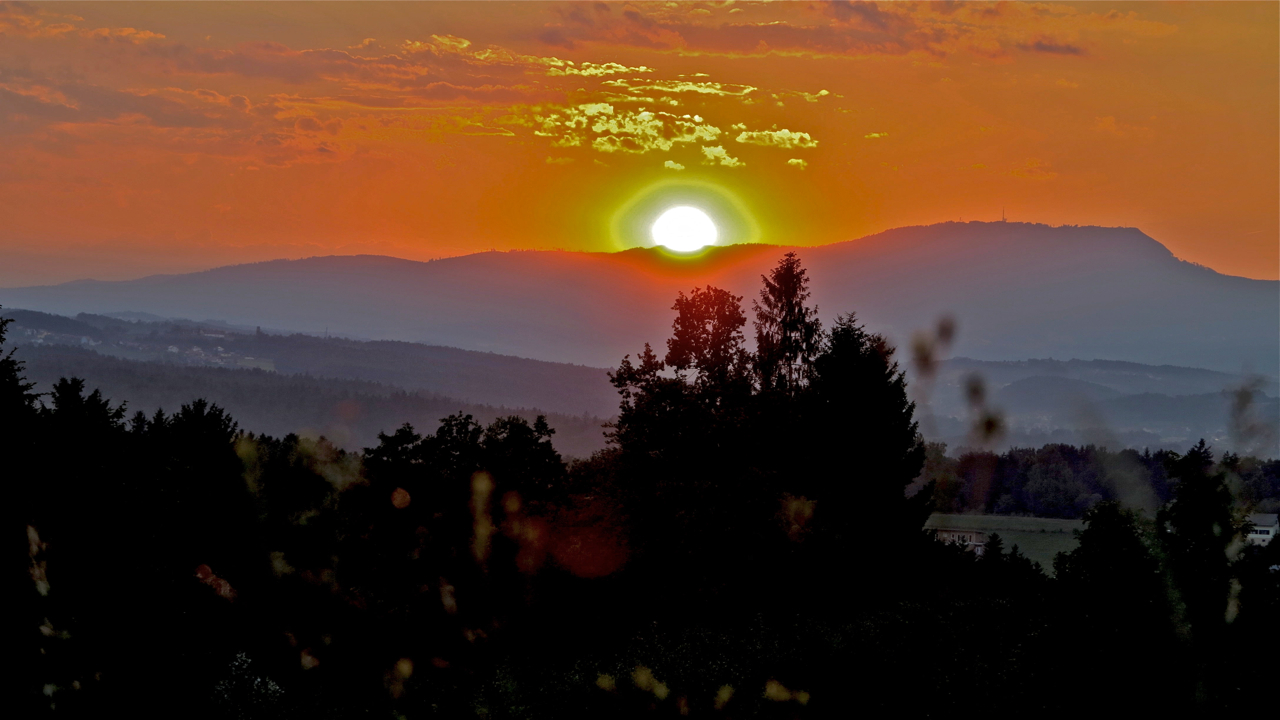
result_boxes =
[652,206,717,252]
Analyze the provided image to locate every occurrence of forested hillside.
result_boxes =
[14,344,609,458]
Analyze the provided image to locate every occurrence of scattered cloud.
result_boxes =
[1018,37,1085,55]
[0,70,237,133]
[534,103,721,155]
[407,34,654,78]
[0,4,163,42]
[786,158,807,169]
[545,156,574,165]
[548,61,655,77]
[0,3,77,38]
[735,128,817,149]
[701,145,743,167]
[663,160,685,171]
[602,78,756,97]
[864,132,889,139]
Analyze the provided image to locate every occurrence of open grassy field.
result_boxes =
[924,514,1085,573]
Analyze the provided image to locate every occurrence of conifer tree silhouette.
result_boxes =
[753,252,823,393]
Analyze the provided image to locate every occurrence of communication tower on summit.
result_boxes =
[1001,207,1007,222]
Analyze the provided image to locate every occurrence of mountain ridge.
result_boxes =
[2,222,1274,373]
[14,221,1266,289]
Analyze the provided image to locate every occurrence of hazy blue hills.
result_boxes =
[918,360,1277,456]
[2,308,106,340]
[10,344,611,459]
[4,309,1274,456]
[1,222,1275,374]
[3,309,619,418]
[995,376,1125,411]
[920,356,1280,411]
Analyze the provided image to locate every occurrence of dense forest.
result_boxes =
[916,441,1280,518]
[10,254,1279,716]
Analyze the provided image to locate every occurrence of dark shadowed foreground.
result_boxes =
[10,255,1279,717]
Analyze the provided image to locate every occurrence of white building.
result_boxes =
[1246,513,1278,546]
[933,529,989,557]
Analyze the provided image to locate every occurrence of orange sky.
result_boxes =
[1,1,1276,285]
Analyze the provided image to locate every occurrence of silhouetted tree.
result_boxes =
[1052,501,1186,709]
[0,311,40,420]
[482,414,565,504]
[607,256,929,610]
[801,313,928,562]
[1158,441,1239,634]
[1056,502,1168,628]
[753,252,822,393]
[665,286,750,393]
[1156,440,1243,702]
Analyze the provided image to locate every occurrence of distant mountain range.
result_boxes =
[1,222,1275,374]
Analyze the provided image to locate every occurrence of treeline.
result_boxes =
[920,442,1280,518]
[13,343,609,458]
[9,255,1279,716]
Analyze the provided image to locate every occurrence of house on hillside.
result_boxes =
[1246,513,1278,546]
[933,529,989,557]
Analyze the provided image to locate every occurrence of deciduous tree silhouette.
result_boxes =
[665,286,751,394]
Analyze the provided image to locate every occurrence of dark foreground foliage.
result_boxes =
[8,256,1278,717]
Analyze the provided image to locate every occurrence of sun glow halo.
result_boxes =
[651,206,718,253]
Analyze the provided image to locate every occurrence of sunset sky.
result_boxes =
[1,1,1276,285]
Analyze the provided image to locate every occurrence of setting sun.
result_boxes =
[652,206,718,253]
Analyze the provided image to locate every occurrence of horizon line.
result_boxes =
[2,219,1269,289]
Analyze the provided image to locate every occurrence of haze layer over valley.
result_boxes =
[6,306,1275,457]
